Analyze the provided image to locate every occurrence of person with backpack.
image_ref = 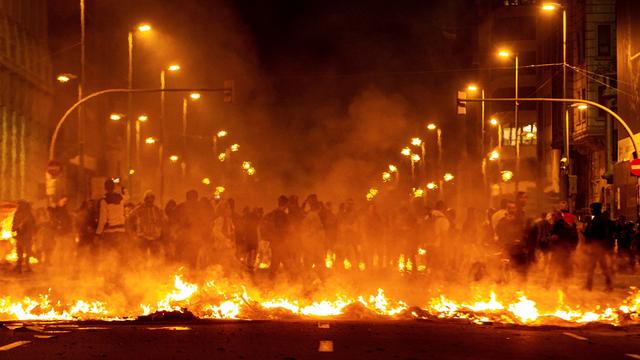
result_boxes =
[545,210,578,288]
[583,202,614,291]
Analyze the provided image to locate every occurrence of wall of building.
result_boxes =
[0,0,52,201]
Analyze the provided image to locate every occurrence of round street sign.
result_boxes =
[47,160,63,178]
[631,159,640,176]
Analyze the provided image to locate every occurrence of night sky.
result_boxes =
[48,0,476,198]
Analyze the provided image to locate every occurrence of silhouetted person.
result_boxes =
[129,190,164,257]
[545,210,578,288]
[583,202,614,291]
[12,200,36,273]
[264,195,291,275]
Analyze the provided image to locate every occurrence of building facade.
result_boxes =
[0,0,52,200]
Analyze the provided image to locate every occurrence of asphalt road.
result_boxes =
[1,320,640,359]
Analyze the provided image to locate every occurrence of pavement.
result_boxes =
[2,319,640,359]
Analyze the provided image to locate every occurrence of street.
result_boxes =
[2,319,640,359]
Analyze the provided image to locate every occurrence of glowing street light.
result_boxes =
[426,182,438,190]
[242,161,252,170]
[218,153,227,162]
[489,150,500,161]
[501,170,514,182]
[168,64,181,72]
[137,114,148,122]
[137,23,152,32]
[217,130,228,138]
[541,2,560,11]
[110,113,123,121]
[189,92,201,100]
[498,50,511,58]
[202,177,211,185]
[145,137,157,144]
[169,155,179,162]
[572,103,588,110]
[443,173,454,182]
[388,164,398,173]
[230,143,240,152]
[467,84,479,92]
[490,118,498,126]
[382,172,391,182]
[426,123,437,131]
[128,169,135,175]
[413,188,425,198]
[411,137,423,146]
[401,147,411,157]
[411,154,421,162]
[246,167,256,176]
[56,73,76,83]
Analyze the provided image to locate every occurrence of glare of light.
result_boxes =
[426,123,437,131]
[189,92,201,100]
[443,173,454,182]
[401,147,411,157]
[112,177,121,184]
[388,164,398,173]
[489,150,500,161]
[366,188,379,201]
[426,182,438,190]
[525,132,536,139]
[215,186,226,194]
[218,153,226,162]
[137,114,148,122]
[128,169,135,175]
[168,64,181,72]
[56,73,75,83]
[138,23,152,32]
[217,130,227,138]
[498,50,511,58]
[467,84,478,92]
[490,118,498,126]
[413,188,424,198]
[169,155,179,162]
[541,3,558,11]
[202,177,211,185]
[560,157,568,163]
[145,137,157,144]
[382,172,391,182]
[411,137,423,146]
[230,144,240,152]
[246,167,256,176]
[110,113,123,121]
[573,103,588,110]
[501,170,514,182]
[411,154,421,162]
[242,161,252,170]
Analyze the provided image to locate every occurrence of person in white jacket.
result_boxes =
[96,178,126,253]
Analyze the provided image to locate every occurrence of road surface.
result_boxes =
[2,319,640,359]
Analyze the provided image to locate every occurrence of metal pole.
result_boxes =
[481,89,485,154]
[181,97,188,179]
[127,31,133,197]
[562,8,569,202]
[160,72,166,205]
[515,55,520,192]
[78,0,86,201]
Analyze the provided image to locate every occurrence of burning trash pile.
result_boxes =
[1,271,639,326]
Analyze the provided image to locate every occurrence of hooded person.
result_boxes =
[96,178,127,253]
[128,190,164,257]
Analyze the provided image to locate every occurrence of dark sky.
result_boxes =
[48,0,477,199]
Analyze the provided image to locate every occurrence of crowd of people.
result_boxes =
[6,179,639,292]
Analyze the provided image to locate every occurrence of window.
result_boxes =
[597,24,611,57]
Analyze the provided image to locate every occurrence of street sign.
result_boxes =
[631,159,640,176]
[46,160,63,178]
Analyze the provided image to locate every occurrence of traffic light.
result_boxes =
[223,80,234,103]
[457,91,467,115]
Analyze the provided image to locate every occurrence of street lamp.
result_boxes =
[128,22,153,199]
[135,114,148,180]
[467,84,486,154]
[182,93,202,178]
[426,123,443,175]
[497,49,520,191]
[110,113,123,121]
[56,72,84,199]
[159,63,180,204]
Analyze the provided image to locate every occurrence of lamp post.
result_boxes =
[127,23,152,198]
[498,50,519,192]
[135,114,148,179]
[56,73,81,199]
[181,92,201,179]
[159,64,180,204]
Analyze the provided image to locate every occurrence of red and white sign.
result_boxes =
[46,160,63,178]
[630,158,640,176]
